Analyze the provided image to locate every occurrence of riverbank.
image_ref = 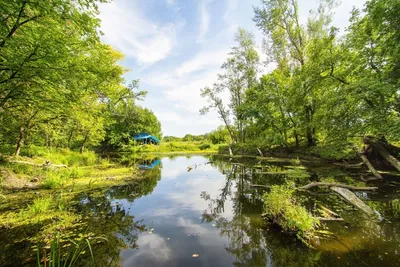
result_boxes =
[0,147,148,192]
[0,147,162,266]
[217,142,357,161]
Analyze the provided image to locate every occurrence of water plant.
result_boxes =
[262,185,320,242]
[36,232,107,267]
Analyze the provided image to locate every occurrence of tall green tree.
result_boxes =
[200,28,259,143]
[254,0,339,146]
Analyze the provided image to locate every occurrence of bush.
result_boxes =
[199,143,211,150]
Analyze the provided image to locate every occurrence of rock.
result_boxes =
[30,178,39,183]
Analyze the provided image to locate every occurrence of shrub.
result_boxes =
[199,143,211,150]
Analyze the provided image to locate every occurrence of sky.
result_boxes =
[98,0,366,137]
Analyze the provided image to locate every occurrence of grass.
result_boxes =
[36,232,107,267]
[27,197,53,216]
[263,185,320,242]
[128,141,221,154]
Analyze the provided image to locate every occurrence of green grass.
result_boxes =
[36,232,106,267]
[27,197,53,216]
[263,185,320,242]
[128,141,221,153]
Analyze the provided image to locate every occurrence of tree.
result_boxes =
[200,28,259,143]
[254,0,339,146]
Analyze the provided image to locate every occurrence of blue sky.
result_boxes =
[99,0,366,137]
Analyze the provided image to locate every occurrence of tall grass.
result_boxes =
[36,232,107,267]
[27,197,53,216]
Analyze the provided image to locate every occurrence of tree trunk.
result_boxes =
[353,145,383,179]
[371,142,400,172]
[67,130,73,148]
[80,134,88,153]
[294,130,299,147]
[15,126,24,156]
[304,104,316,147]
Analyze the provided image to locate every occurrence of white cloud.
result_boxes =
[197,0,210,43]
[99,1,183,66]
[123,234,172,265]
[166,0,176,6]
[154,111,183,123]
[176,48,229,77]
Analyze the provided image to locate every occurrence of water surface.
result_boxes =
[1,155,399,267]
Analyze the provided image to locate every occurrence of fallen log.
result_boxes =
[330,186,375,215]
[299,182,378,191]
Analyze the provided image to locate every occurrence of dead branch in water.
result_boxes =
[299,182,378,191]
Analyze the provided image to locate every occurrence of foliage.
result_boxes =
[128,141,220,153]
[263,185,320,241]
[0,0,161,156]
[200,28,259,143]
[199,0,400,159]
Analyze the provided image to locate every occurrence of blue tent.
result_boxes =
[138,159,161,170]
[133,133,160,145]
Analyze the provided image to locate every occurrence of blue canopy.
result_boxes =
[133,133,160,144]
[138,159,161,170]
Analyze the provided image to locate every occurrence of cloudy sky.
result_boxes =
[99,0,366,137]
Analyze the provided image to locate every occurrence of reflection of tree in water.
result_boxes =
[74,164,163,266]
[201,160,323,267]
[204,158,400,267]
[72,193,146,267]
[0,165,162,267]
[201,161,267,267]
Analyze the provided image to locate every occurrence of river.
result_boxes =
[0,154,399,266]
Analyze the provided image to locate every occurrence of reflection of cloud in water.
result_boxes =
[165,174,235,219]
[177,217,209,235]
[123,233,171,266]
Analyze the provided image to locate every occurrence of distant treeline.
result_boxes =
[163,126,232,144]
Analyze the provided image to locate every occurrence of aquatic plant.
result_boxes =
[36,232,107,267]
[262,185,320,242]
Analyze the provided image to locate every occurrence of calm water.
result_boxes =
[1,155,399,266]
[114,155,400,267]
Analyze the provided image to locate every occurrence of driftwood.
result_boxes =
[299,182,378,191]
[9,160,67,168]
[330,186,375,215]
